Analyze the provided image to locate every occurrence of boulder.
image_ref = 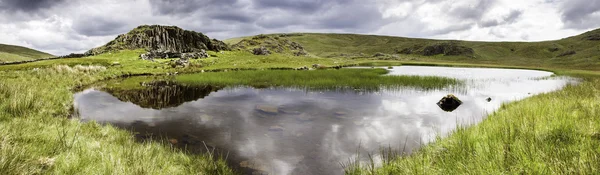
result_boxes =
[294,49,308,56]
[373,52,386,57]
[181,50,209,60]
[437,94,462,112]
[253,46,271,55]
[486,97,492,102]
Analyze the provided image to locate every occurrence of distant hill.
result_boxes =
[87,25,230,55]
[0,44,54,63]
[227,28,600,70]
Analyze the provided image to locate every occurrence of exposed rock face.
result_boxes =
[86,25,230,55]
[423,42,474,56]
[232,34,308,56]
[398,42,474,57]
[253,46,271,55]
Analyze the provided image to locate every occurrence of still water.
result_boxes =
[74,66,575,175]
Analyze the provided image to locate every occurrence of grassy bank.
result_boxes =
[176,68,460,90]
[0,66,234,174]
[347,72,600,174]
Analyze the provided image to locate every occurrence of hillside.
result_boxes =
[227,29,600,70]
[0,44,54,63]
[86,25,229,55]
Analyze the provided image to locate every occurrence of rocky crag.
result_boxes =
[86,25,230,56]
[232,34,308,56]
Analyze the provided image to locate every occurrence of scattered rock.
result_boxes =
[557,50,576,57]
[269,125,285,132]
[181,50,209,59]
[255,105,279,115]
[423,42,474,57]
[373,52,386,57]
[294,49,308,56]
[253,46,271,55]
[437,94,462,112]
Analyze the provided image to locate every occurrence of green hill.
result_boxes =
[227,29,600,70]
[0,44,54,63]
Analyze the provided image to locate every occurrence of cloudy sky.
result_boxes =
[0,0,599,55]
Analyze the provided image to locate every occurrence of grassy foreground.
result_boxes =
[347,71,600,174]
[0,49,462,174]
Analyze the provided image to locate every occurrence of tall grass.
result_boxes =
[348,76,600,174]
[176,68,461,90]
[0,66,235,174]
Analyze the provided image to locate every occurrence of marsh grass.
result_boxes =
[176,68,460,90]
[0,47,599,175]
[346,75,600,174]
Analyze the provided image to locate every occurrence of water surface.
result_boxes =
[74,66,575,175]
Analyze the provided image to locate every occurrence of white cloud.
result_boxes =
[0,0,598,55]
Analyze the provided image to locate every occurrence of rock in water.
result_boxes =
[437,94,462,112]
[86,25,230,55]
[486,97,492,102]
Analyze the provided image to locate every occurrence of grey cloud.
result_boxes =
[149,0,240,15]
[478,10,522,28]
[208,12,255,23]
[0,0,64,12]
[253,0,332,13]
[431,23,473,35]
[560,0,600,29]
[72,16,132,36]
[449,0,496,21]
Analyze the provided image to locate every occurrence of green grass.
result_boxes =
[0,55,235,174]
[1,26,600,175]
[235,30,600,70]
[0,44,54,63]
[0,49,458,175]
[345,72,600,174]
[176,68,460,90]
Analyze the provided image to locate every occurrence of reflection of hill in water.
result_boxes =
[104,81,221,109]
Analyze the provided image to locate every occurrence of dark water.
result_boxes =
[74,66,575,175]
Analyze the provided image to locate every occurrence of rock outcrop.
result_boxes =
[86,25,230,55]
[232,34,308,56]
[398,42,475,57]
[253,46,271,55]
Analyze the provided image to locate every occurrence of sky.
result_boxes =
[0,0,599,55]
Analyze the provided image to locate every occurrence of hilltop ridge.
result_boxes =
[0,44,54,63]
